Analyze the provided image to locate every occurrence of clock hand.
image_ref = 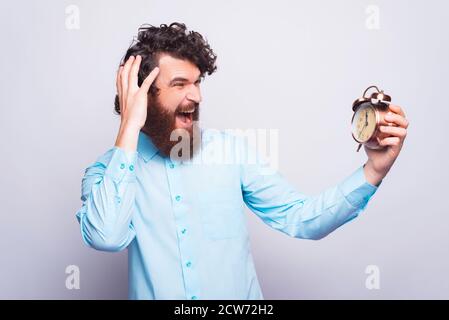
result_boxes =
[359,123,366,137]
[358,114,369,139]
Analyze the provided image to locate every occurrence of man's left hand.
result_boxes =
[363,104,409,186]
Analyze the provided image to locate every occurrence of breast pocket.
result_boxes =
[198,187,246,240]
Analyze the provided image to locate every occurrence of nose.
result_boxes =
[186,85,202,104]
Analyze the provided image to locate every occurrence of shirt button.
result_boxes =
[186,261,192,268]
[120,163,125,169]
[169,163,175,169]
[129,164,134,171]
[181,228,187,235]
[175,195,181,201]
[191,296,198,300]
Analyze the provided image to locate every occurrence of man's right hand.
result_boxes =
[114,55,160,152]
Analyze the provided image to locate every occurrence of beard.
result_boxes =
[141,96,201,161]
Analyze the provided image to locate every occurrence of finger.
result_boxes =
[140,67,160,93]
[388,104,406,118]
[377,136,401,147]
[384,112,409,128]
[116,65,123,98]
[116,65,124,113]
[128,55,142,91]
[379,125,407,139]
[121,55,135,101]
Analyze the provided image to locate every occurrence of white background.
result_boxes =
[0,0,447,299]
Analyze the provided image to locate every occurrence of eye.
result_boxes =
[173,83,184,87]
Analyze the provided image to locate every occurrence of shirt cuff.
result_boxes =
[104,146,138,183]
[339,165,381,208]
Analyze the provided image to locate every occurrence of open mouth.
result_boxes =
[175,108,195,127]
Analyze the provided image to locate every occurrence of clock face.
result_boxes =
[352,103,377,143]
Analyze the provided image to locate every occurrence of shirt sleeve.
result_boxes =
[239,141,381,240]
[75,146,138,251]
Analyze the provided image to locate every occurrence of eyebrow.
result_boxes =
[169,77,201,86]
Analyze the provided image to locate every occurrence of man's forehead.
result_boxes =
[157,54,201,82]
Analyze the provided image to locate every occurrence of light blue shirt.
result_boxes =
[76,129,380,300]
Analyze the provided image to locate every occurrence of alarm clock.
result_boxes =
[351,85,393,152]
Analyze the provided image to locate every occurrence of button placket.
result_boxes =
[164,158,200,300]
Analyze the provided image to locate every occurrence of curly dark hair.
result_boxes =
[114,22,217,115]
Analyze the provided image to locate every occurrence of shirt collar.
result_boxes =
[137,130,159,162]
[137,128,214,163]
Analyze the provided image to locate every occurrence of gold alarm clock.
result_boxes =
[351,85,393,152]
